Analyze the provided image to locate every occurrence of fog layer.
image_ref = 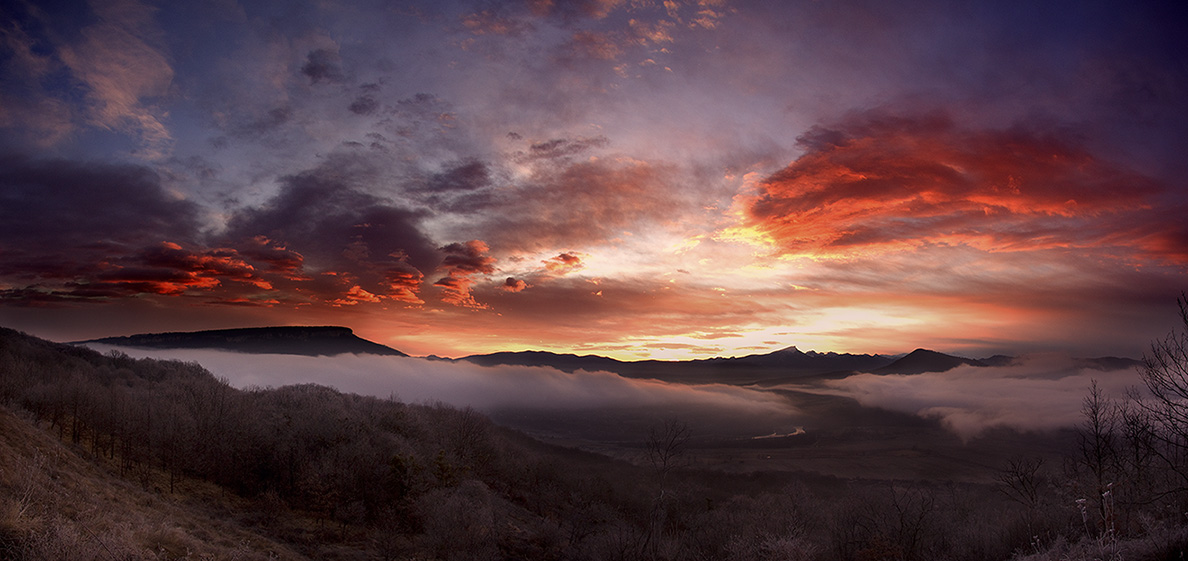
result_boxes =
[810,353,1143,439]
[88,346,791,417]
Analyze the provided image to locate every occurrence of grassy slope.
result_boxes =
[0,404,307,560]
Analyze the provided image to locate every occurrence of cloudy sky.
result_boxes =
[2,0,1185,360]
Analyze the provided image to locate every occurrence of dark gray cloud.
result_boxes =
[0,153,203,296]
[438,240,496,274]
[222,156,440,299]
[348,94,378,115]
[0,153,200,251]
[0,154,302,305]
[426,160,491,192]
[520,136,609,162]
[409,160,496,214]
[301,48,345,84]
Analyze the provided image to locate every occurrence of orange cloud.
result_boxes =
[385,269,425,305]
[501,277,529,292]
[330,285,383,306]
[435,274,486,309]
[543,252,585,274]
[733,111,1179,261]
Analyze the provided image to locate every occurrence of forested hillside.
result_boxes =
[2,326,1188,560]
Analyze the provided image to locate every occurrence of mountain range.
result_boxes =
[76,325,1142,381]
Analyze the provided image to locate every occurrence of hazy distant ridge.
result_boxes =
[462,345,903,383]
[873,348,984,375]
[460,345,1142,383]
[79,326,407,357]
[79,326,1139,379]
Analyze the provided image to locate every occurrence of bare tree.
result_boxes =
[1077,379,1118,531]
[646,418,691,480]
[642,418,690,560]
[998,456,1044,509]
[1116,397,1158,510]
[1135,293,1188,491]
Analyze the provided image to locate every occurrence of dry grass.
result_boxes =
[0,405,306,560]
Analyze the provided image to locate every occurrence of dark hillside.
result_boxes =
[78,325,407,357]
[0,404,304,559]
[1,326,665,558]
[3,326,1186,560]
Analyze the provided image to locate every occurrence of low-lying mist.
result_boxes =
[87,345,796,441]
[801,353,1143,439]
[85,345,1144,444]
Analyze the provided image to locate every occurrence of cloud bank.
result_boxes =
[811,353,1143,439]
[88,345,791,418]
[733,111,1182,262]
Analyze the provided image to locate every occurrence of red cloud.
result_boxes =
[436,240,497,308]
[62,242,276,299]
[736,112,1181,261]
[238,236,305,279]
[138,242,263,285]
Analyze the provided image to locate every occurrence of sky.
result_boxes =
[1,0,1186,360]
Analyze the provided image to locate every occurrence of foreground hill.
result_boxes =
[0,404,304,560]
[78,325,407,357]
[1,325,1183,560]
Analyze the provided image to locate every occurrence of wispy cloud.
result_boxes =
[57,0,175,159]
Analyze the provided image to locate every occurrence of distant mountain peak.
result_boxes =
[875,348,981,375]
[77,326,407,357]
